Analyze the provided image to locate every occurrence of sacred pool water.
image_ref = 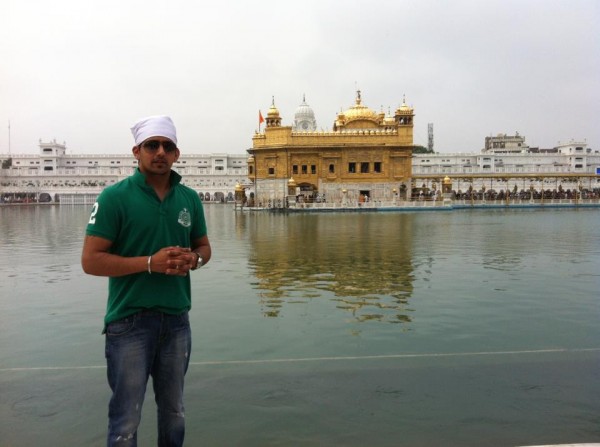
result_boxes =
[1,205,599,446]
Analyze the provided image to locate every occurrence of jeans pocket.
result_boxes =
[105,316,135,336]
[179,311,189,326]
[173,312,190,332]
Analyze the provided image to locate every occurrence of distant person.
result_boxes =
[81,115,212,447]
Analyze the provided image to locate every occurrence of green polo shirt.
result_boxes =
[86,168,207,325]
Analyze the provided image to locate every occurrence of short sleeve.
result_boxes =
[190,193,207,241]
[85,188,121,242]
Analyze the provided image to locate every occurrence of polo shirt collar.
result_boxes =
[133,168,182,188]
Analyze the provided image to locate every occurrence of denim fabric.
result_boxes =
[105,311,191,447]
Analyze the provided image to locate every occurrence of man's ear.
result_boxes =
[132,145,140,159]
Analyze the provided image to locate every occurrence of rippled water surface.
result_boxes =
[1,205,599,446]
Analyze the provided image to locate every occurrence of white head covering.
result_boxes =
[130,115,177,146]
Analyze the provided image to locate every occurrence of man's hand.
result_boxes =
[152,246,196,276]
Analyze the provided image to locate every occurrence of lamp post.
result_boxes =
[442,176,452,206]
[469,181,474,206]
[234,182,244,211]
[530,183,535,204]
[247,155,257,208]
[287,177,297,208]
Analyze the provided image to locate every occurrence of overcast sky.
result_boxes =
[1,0,599,155]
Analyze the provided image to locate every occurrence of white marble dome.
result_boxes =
[293,95,317,131]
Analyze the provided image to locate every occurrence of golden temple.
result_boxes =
[248,91,415,205]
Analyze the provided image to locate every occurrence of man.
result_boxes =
[82,115,211,447]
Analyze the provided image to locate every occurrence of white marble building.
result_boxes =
[1,135,598,204]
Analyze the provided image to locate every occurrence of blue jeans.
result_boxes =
[105,311,191,447]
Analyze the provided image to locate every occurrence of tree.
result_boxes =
[412,145,434,154]
[1,158,12,169]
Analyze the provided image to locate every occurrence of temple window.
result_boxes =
[292,165,298,174]
[374,162,382,173]
[361,162,369,173]
[348,162,356,173]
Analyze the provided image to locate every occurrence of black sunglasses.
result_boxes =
[141,140,178,153]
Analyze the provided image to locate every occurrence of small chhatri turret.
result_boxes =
[395,94,414,125]
[266,96,282,128]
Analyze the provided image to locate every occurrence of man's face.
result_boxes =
[133,136,180,175]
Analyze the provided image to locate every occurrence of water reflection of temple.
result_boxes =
[245,213,416,323]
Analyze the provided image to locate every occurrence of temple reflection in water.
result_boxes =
[240,212,416,323]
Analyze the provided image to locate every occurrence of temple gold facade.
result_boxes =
[247,91,415,205]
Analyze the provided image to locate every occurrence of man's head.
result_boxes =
[131,115,180,175]
[131,115,177,146]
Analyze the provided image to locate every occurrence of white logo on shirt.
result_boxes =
[178,208,192,228]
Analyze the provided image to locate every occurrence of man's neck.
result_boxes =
[142,170,171,200]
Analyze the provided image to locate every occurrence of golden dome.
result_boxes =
[267,104,280,117]
[343,91,378,121]
[383,108,396,125]
[267,96,280,117]
[235,182,244,192]
[397,95,413,114]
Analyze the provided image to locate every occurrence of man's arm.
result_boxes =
[190,235,212,268]
[81,235,191,277]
